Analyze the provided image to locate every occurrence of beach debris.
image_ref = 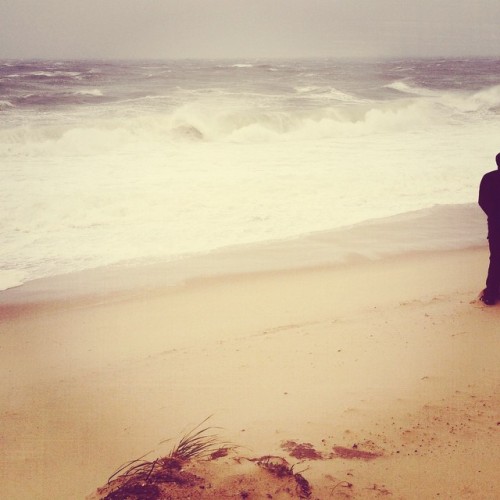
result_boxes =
[93,419,320,499]
[365,483,392,496]
[251,455,312,498]
[103,482,160,500]
[330,480,354,495]
[281,440,323,460]
[331,445,382,460]
[209,446,230,460]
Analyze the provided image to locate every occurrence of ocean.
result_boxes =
[1,58,499,294]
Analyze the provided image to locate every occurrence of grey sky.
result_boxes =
[1,0,499,60]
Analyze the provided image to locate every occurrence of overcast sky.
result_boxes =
[1,0,499,60]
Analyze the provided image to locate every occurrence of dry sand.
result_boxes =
[0,247,499,499]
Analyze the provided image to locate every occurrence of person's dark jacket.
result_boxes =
[479,169,500,233]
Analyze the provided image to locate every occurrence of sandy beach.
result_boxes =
[1,246,499,499]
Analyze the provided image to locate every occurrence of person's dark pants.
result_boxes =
[486,230,500,296]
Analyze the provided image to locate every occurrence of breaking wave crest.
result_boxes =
[1,82,499,155]
[463,85,500,110]
[0,100,14,110]
[386,80,500,112]
[0,101,451,154]
[385,80,437,96]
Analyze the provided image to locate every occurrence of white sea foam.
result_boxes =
[295,85,321,93]
[29,70,81,78]
[0,270,26,292]
[295,85,360,103]
[30,71,55,77]
[434,84,500,114]
[467,84,500,110]
[73,89,104,96]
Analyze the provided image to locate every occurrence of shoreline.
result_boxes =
[1,247,499,499]
[0,202,487,305]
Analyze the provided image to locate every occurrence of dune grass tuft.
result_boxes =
[102,417,233,499]
[167,416,227,461]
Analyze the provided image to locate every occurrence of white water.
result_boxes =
[1,59,498,292]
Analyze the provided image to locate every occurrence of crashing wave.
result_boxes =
[385,80,437,97]
[0,100,14,109]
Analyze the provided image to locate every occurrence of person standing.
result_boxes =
[479,153,500,305]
